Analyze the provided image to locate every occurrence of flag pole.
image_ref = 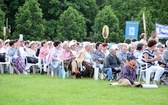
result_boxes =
[142,12,146,34]
[3,27,6,40]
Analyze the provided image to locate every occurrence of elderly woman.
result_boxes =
[93,42,105,68]
[77,42,94,77]
[7,40,28,74]
[50,40,62,77]
[142,40,165,84]
[59,41,79,79]
[26,41,36,57]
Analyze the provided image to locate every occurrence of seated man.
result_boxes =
[111,56,141,86]
[104,48,122,74]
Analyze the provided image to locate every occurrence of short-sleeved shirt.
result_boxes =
[39,47,49,58]
[142,48,155,68]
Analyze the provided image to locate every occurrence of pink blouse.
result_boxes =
[59,49,71,58]
[39,47,49,58]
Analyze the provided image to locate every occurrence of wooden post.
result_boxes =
[142,12,146,34]
[3,27,6,40]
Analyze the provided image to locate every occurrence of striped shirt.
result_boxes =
[141,48,155,69]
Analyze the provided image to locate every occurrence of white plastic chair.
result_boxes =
[25,57,42,74]
[42,58,47,73]
[0,56,13,74]
[137,57,154,84]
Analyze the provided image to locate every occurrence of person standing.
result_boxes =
[148,31,158,42]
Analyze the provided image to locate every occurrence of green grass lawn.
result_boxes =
[0,74,168,105]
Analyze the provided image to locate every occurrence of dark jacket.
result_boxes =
[103,54,121,71]
[118,65,136,84]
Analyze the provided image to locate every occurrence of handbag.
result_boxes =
[0,53,6,62]
[26,56,38,64]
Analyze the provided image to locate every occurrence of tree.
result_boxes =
[4,0,25,37]
[93,6,120,43]
[74,0,98,38]
[14,0,45,40]
[147,0,168,25]
[44,19,57,40]
[46,0,98,39]
[57,7,86,42]
[0,7,5,39]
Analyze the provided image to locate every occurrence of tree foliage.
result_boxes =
[57,7,86,42]
[0,7,5,39]
[1,0,168,42]
[93,6,120,43]
[14,0,45,40]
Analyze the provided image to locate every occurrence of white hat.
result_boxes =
[69,41,76,47]
[29,41,35,47]
[5,39,10,44]
[47,41,52,44]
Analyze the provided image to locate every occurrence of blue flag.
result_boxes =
[125,21,139,39]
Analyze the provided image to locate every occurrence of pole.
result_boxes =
[6,18,8,28]
[3,27,6,40]
[142,12,146,34]
[104,39,106,43]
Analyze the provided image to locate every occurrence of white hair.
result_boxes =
[62,41,68,48]
[83,42,91,48]
[166,40,168,47]
[109,47,116,53]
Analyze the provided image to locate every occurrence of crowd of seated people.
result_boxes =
[0,31,167,85]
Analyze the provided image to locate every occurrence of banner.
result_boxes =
[156,23,168,39]
[125,21,139,39]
